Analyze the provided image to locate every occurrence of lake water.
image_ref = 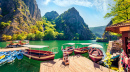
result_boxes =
[0,40,108,72]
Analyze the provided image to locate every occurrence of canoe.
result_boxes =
[89,48,104,62]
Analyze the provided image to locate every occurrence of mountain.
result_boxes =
[0,0,42,40]
[44,11,59,21]
[55,7,95,40]
[102,21,113,39]
[90,26,106,38]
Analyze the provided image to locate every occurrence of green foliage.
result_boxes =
[17,32,27,40]
[27,33,35,40]
[104,0,130,24]
[0,21,11,28]
[104,52,113,68]
[2,34,12,41]
[35,31,44,40]
[12,34,17,40]
[44,29,58,40]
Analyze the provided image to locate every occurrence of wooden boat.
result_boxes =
[23,45,58,61]
[61,43,75,55]
[88,44,104,62]
[74,43,92,54]
[6,40,29,48]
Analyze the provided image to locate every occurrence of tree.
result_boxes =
[104,0,130,24]
[2,34,12,41]
[35,31,44,40]
[27,33,35,40]
[44,29,58,40]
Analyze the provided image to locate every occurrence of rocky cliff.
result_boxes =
[44,11,59,21]
[55,7,95,40]
[0,0,41,40]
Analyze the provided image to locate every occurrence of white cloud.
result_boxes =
[43,0,51,5]
[42,0,114,14]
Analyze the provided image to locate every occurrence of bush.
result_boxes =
[35,31,44,40]
[17,33,27,40]
[0,21,11,28]
[2,34,12,41]
[27,33,35,40]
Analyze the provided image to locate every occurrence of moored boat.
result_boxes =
[61,43,75,55]
[23,45,58,61]
[0,54,5,60]
[88,44,104,62]
[74,43,92,54]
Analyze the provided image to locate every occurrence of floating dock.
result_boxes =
[0,47,29,52]
[40,55,116,72]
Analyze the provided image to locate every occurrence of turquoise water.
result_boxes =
[0,40,108,72]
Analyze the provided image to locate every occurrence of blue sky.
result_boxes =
[36,0,114,27]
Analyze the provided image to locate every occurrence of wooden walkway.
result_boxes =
[40,55,116,72]
[0,47,29,52]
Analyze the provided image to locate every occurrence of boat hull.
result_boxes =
[23,49,55,61]
[24,53,55,61]
[74,49,88,54]
[89,54,103,62]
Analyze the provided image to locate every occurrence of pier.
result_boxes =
[40,55,116,72]
[0,47,29,52]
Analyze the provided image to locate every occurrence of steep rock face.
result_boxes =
[55,7,95,40]
[44,11,59,21]
[102,20,112,39]
[0,0,41,40]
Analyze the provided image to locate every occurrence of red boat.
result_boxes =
[23,45,58,61]
[61,43,75,55]
[88,44,104,62]
[74,43,92,54]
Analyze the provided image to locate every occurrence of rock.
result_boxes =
[55,7,95,40]
[44,11,59,21]
[0,0,42,40]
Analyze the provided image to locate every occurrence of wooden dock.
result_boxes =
[0,47,29,52]
[40,55,116,72]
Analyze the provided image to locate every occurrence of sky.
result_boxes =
[36,0,114,27]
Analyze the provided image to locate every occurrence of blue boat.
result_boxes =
[7,56,16,63]
[16,53,23,60]
[0,55,12,64]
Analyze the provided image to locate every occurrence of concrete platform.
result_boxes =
[40,55,116,72]
[0,47,29,52]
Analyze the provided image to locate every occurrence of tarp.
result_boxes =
[22,45,48,48]
[88,44,103,48]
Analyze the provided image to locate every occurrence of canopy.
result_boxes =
[22,45,49,48]
[63,43,75,45]
[105,19,130,34]
[76,43,92,45]
[88,44,103,48]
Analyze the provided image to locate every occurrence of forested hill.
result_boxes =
[89,26,106,38]
[54,7,95,40]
